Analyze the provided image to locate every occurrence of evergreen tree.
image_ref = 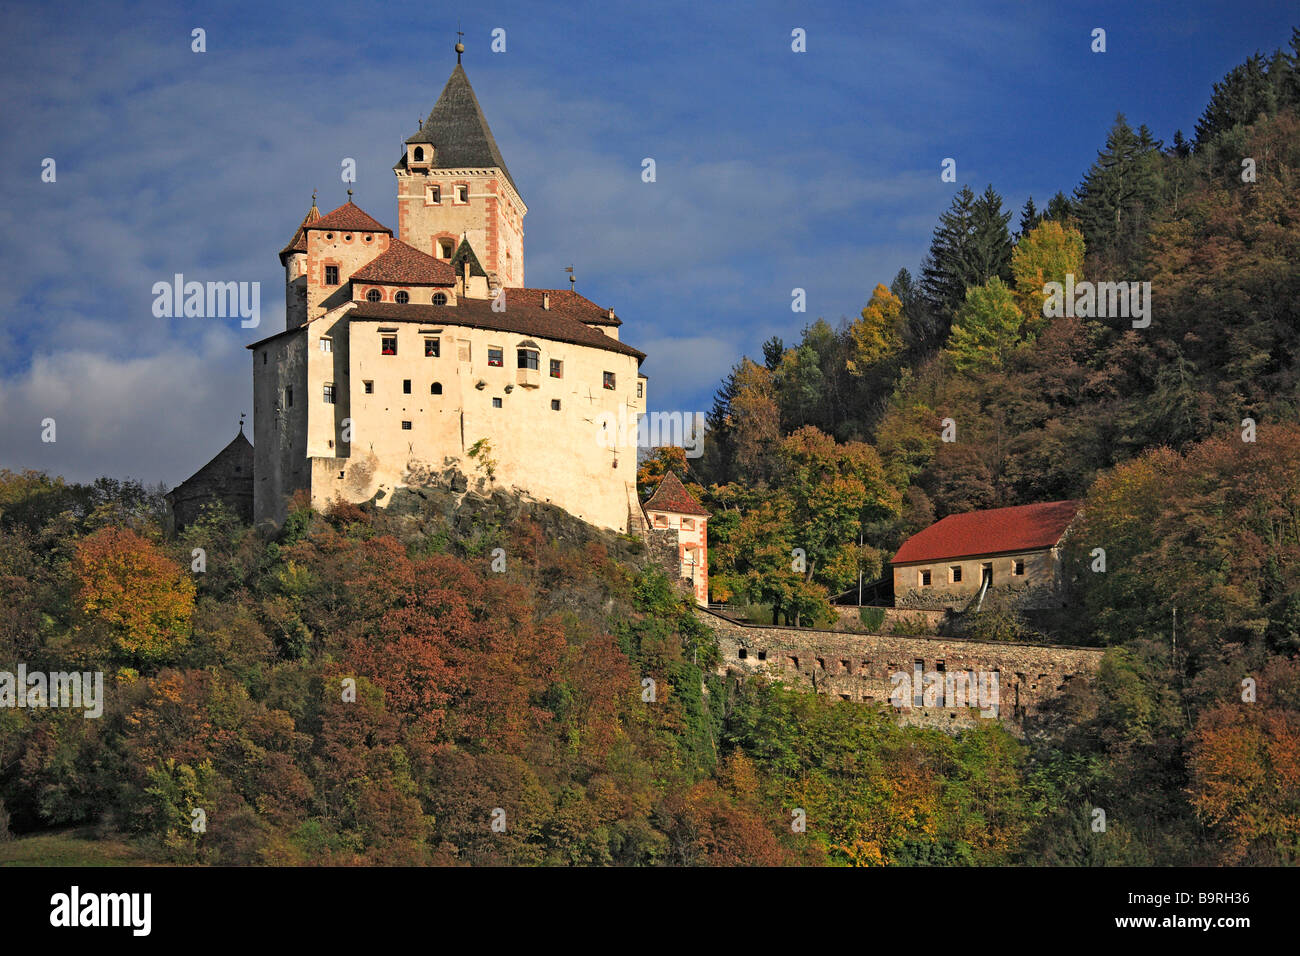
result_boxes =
[1018,197,1040,238]
[920,185,1012,341]
[761,336,785,372]
[1073,114,1163,274]
[1044,191,1075,223]
[1194,53,1277,148]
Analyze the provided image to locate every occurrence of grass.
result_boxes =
[0,828,163,866]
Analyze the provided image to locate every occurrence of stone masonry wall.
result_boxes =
[700,609,1103,734]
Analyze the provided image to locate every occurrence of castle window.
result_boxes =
[1013,559,1025,576]
[738,647,747,660]
[438,239,454,258]
[431,382,443,395]
[319,338,332,352]
[381,336,397,355]
[323,384,335,404]
[324,265,339,285]
[492,397,503,408]
[432,292,448,306]
[603,371,616,390]
[403,379,412,394]
[550,359,563,378]
[950,566,962,583]
[285,386,293,408]
[262,351,267,364]
[517,348,539,370]
[757,650,767,661]
[425,337,440,357]
[366,289,381,303]
[401,421,412,430]
[427,185,440,204]
[395,291,409,304]
[550,399,561,411]
[919,570,931,587]
[488,348,504,367]
[364,380,373,394]
[413,146,424,162]
[637,380,643,398]
[456,184,468,203]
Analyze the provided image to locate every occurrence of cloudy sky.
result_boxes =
[0,0,1293,486]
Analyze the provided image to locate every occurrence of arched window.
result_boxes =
[432,292,448,306]
[413,146,424,161]
[395,290,409,304]
[431,382,443,395]
[366,289,381,302]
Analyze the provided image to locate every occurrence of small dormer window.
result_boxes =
[366,289,381,302]
[413,146,424,162]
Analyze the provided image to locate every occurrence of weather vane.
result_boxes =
[566,265,576,290]
[456,25,464,64]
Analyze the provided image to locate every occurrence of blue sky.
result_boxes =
[0,0,1295,485]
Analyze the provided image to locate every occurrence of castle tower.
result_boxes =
[642,472,711,607]
[394,57,526,292]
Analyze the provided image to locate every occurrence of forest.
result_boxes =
[2,30,1300,866]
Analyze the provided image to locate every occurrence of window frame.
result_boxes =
[549,359,563,379]
[324,265,339,285]
[602,371,616,390]
[381,335,398,356]
[487,347,504,368]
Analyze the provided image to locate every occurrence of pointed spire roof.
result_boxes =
[405,64,519,195]
[644,472,710,517]
[278,194,321,264]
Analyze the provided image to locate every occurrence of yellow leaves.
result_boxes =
[847,283,904,376]
[1010,220,1086,326]
[72,527,195,667]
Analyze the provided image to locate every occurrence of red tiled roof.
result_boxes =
[511,289,621,327]
[348,299,645,360]
[303,201,392,236]
[891,500,1081,565]
[278,199,321,263]
[644,471,710,517]
[352,239,456,286]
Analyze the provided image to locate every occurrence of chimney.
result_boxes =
[542,293,550,310]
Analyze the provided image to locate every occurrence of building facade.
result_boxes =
[890,500,1080,610]
[641,471,710,606]
[248,55,647,531]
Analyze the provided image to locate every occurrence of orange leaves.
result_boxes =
[1188,660,1300,862]
[72,526,195,668]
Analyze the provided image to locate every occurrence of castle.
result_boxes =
[244,49,648,531]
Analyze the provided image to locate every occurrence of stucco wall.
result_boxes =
[645,508,708,605]
[271,312,645,532]
[395,169,526,287]
[893,547,1064,610]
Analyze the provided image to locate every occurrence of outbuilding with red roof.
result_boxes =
[890,500,1081,610]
